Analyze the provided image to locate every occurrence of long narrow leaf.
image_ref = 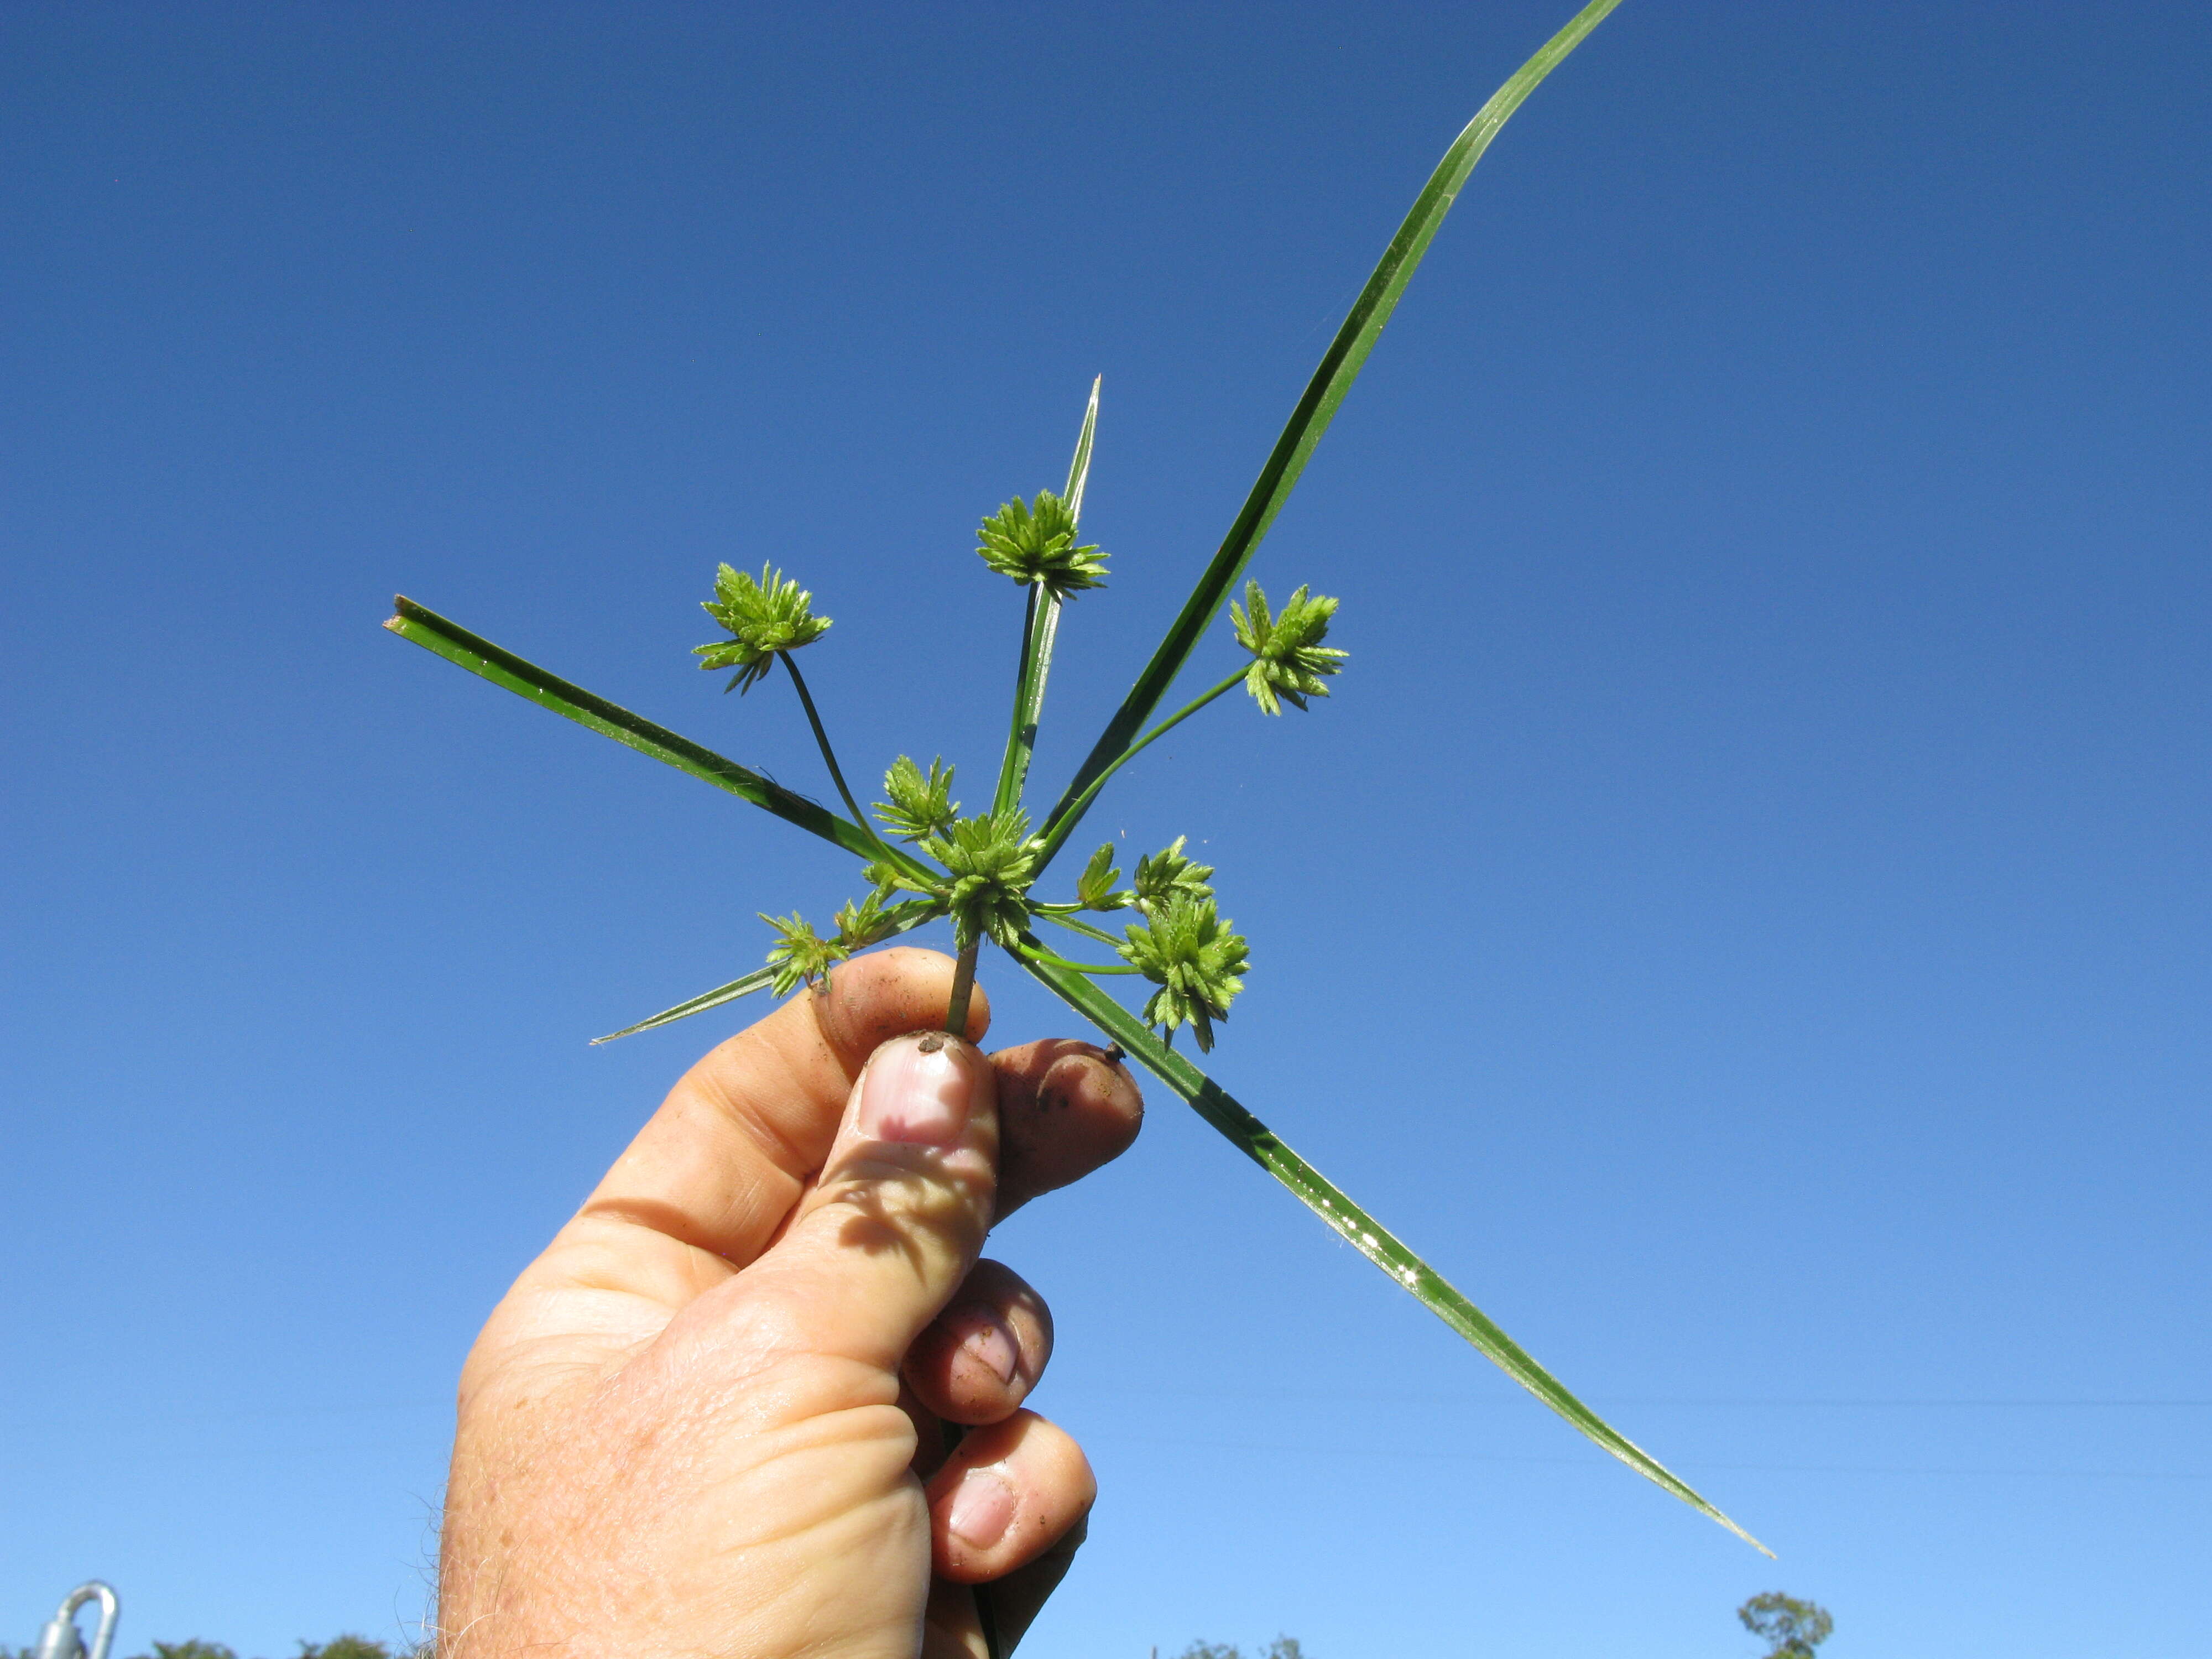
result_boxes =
[990,586,1056,816]
[592,967,776,1045]
[386,597,936,883]
[592,896,945,1043]
[1013,948,1770,1554]
[1041,0,1622,849]
[991,377,1102,815]
[1063,373,1100,520]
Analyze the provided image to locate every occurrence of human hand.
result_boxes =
[436,947,1144,1658]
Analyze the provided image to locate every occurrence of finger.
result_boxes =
[731,1030,999,1373]
[975,1505,1089,1653]
[549,948,990,1297]
[903,1259,1052,1427]
[990,1039,1144,1222]
[922,1579,990,1659]
[924,1410,1095,1584]
[897,1374,950,1481]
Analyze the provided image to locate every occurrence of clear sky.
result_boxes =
[4,3,2207,1655]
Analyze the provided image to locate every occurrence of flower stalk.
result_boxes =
[943,939,982,1037]
[779,650,878,844]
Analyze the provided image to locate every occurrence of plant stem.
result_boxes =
[1032,666,1246,873]
[1014,938,1140,976]
[942,937,982,1036]
[1037,911,1125,948]
[780,650,879,839]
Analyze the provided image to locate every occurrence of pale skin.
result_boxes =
[437,947,1145,1658]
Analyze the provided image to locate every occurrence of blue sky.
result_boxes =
[4,2,2207,1655]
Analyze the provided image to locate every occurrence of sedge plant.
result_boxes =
[385,0,1767,1557]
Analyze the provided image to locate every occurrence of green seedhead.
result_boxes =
[1070,844,1125,911]
[1117,891,1249,1054]
[1132,835,1214,909]
[695,561,831,693]
[874,755,960,841]
[926,807,1042,953]
[975,489,1108,595]
[384,0,1767,1566]
[1232,580,1348,715]
[759,910,846,997]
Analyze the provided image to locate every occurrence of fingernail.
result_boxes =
[946,1468,1018,1549]
[855,1033,973,1145]
[954,1303,1020,1384]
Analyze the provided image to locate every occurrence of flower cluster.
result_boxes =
[709,513,1328,1053]
[759,910,847,995]
[695,562,832,693]
[1118,888,1250,1052]
[975,490,1109,596]
[924,807,1042,950]
[1073,843,1128,910]
[757,890,937,997]
[1232,580,1347,714]
[874,755,960,841]
[1133,836,1215,908]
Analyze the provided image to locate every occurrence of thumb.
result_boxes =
[741,1031,1001,1374]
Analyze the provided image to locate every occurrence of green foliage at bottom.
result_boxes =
[1739,1593,1835,1659]
[1176,1639,1306,1659]
[115,1638,405,1659]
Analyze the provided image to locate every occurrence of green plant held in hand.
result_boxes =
[384,0,1768,1558]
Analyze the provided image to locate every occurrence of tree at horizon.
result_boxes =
[1739,1592,1834,1658]
[1175,1637,1306,1659]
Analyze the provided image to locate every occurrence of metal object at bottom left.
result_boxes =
[33,1582,120,1659]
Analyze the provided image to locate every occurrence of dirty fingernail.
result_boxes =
[955,1303,1021,1385]
[856,1033,973,1145]
[946,1468,1018,1549]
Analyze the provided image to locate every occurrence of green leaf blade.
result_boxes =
[1041,0,1623,851]
[591,967,776,1044]
[1012,947,1770,1556]
[384,597,935,882]
[592,897,946,1044]
[1062,373,1101,520]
